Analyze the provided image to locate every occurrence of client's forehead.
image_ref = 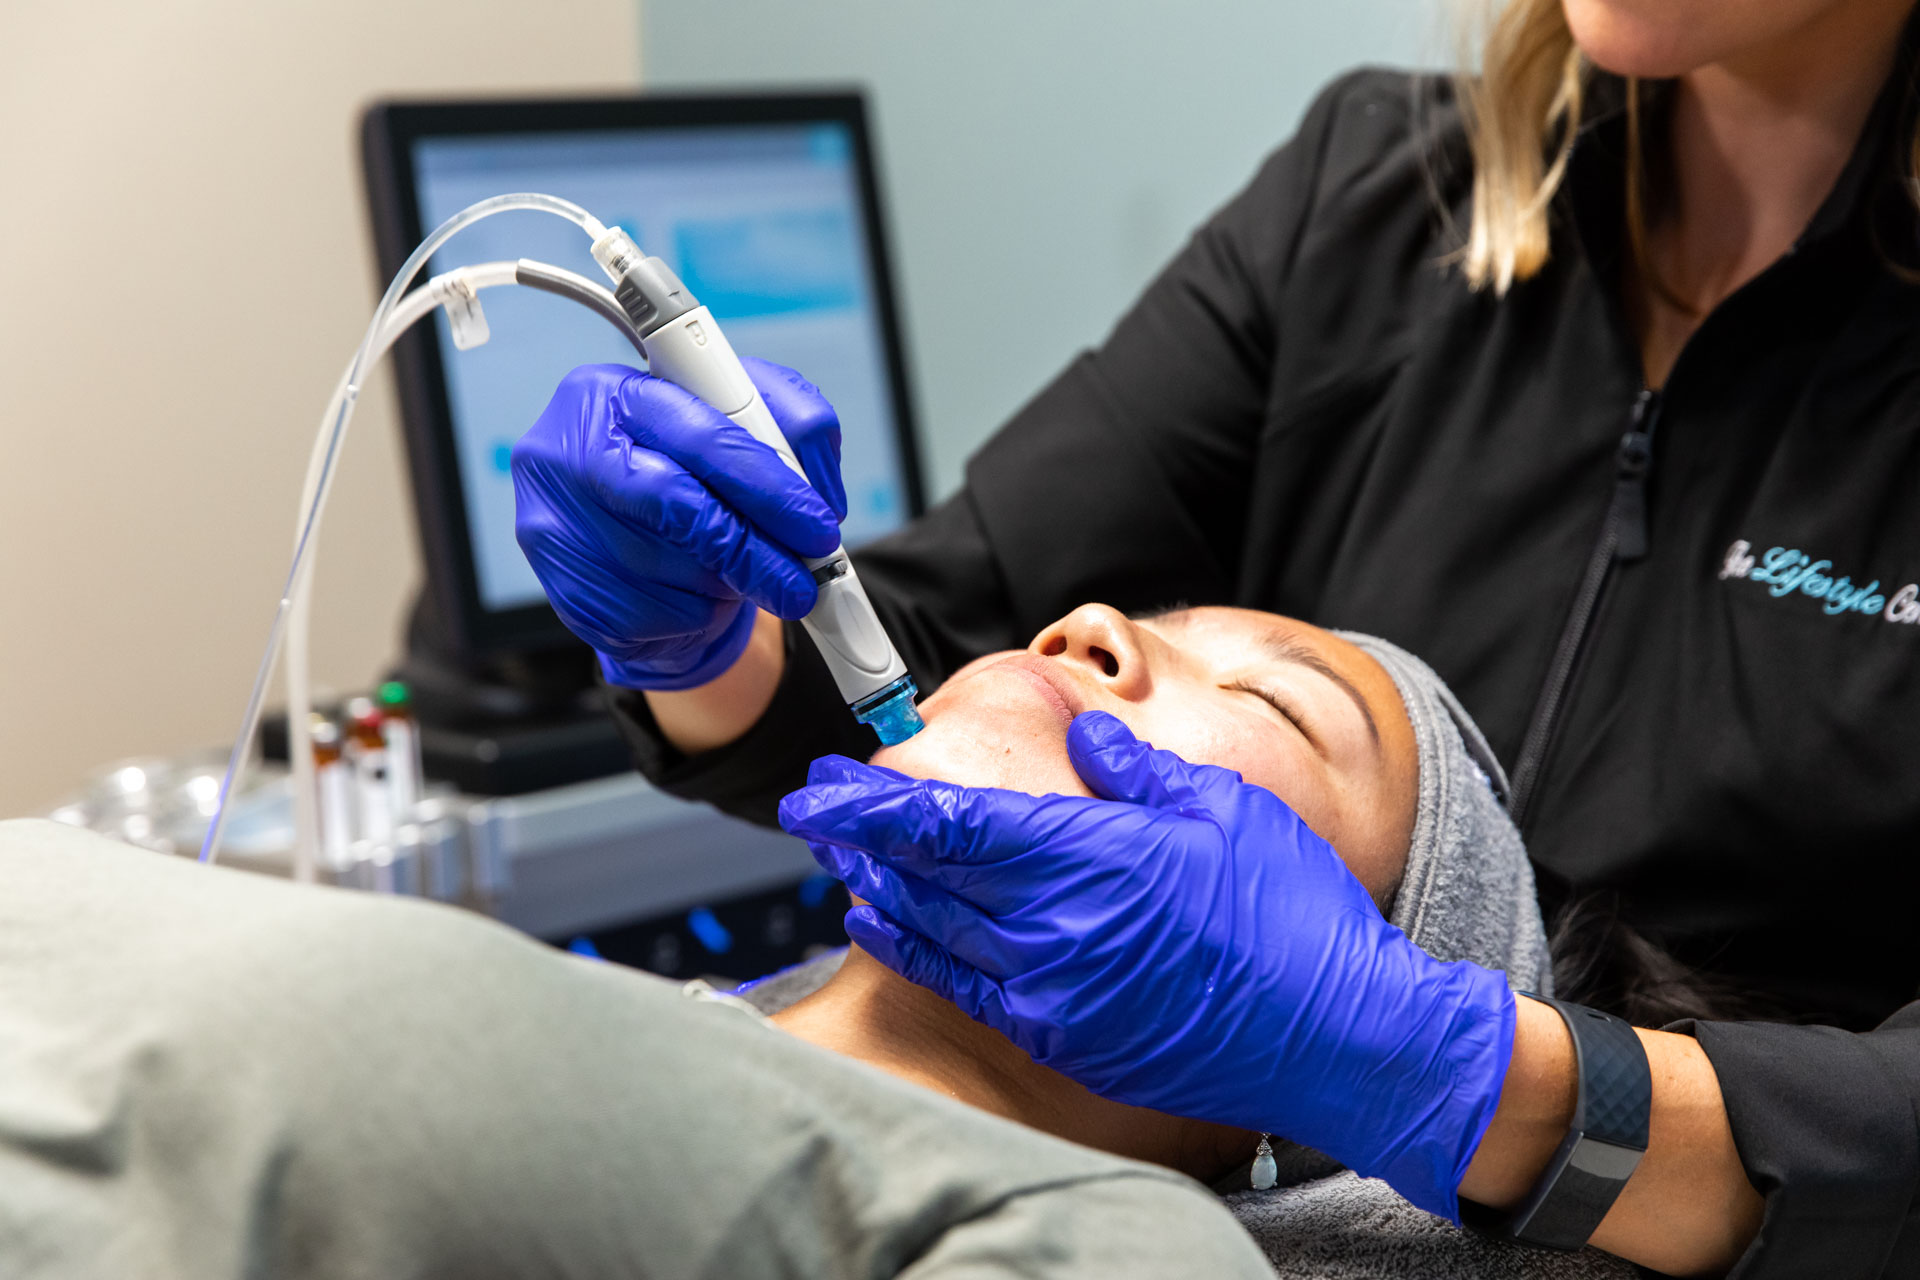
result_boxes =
[1142,606,1375,682]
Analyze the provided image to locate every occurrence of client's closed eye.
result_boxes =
[1226,680,1313,743]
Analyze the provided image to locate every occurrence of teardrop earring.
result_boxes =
[1250,1134,1277,1190]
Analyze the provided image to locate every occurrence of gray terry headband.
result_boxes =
[1337,632,1553,996]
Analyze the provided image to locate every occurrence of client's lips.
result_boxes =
[980,653,1084,727]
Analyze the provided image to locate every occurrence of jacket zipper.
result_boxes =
[1508,387,1663,829]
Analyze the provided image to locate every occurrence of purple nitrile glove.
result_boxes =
[512,359,846,690]
[778,710,1516,1221]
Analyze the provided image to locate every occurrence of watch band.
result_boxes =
[1461,997,1651,1251]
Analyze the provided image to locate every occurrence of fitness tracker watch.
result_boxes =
[1461,997,1651,1250]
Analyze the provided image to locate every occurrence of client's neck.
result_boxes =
[770,947,1250,1183]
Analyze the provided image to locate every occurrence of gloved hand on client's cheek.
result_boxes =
[777,710,1517,1222]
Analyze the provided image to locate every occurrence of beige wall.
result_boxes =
[0,1,639,816]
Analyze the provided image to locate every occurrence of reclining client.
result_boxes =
[0,603,1646,1278]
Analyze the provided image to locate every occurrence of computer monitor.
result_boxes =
[362,93,923,660]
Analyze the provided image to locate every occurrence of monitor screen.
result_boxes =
[407,121,913,614]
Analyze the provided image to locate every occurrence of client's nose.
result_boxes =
[1032,604,1151,699]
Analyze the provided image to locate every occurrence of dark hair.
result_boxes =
[1547,892,1779,1027]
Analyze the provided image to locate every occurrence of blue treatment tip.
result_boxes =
[853,676,924,745]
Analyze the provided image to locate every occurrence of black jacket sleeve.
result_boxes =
[606,71,1365,826]
[1673,1008,1920,1278]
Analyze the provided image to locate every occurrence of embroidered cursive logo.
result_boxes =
[1719,540,1920,625]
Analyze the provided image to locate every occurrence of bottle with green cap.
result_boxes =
[377,680,424,818]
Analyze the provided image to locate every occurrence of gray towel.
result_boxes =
[1221,1170,1637,1280]
[1214,635,1632,1279]
[1340,632,1551,990]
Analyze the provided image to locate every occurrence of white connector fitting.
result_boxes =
[590,226,644,281]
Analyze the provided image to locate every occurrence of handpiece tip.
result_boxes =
[855,680,925,746]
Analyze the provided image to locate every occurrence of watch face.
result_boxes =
[1569,1136,1645,1182]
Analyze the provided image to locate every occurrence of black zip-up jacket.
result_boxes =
[608,66,1920,1275]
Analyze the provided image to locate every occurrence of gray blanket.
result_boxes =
[0,819,1275,1280]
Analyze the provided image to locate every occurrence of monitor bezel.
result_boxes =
[361,91,926,661]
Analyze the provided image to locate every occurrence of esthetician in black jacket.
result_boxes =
[512,0,1920,1273]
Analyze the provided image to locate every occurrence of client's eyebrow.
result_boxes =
[1256,632,1382,746]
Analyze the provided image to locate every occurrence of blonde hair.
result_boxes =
[1458,1,1920,300]
[1456,0,1589,294]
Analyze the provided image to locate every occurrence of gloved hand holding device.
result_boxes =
[778,709,1517,1221]
[512,358,847,690]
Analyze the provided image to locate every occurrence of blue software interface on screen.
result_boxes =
[412,123,910,613]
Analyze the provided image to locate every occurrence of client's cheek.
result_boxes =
[1149,716,1362,872]
[1135,714,1284,792]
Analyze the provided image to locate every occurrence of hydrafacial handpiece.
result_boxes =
[589,228,925,745]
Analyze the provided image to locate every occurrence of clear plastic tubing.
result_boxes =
[282,261,522,881]
[199,195,607,867]
[280,259,633,876]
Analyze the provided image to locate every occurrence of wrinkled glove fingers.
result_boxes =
[809,840,1032,976]
[592,445,818,618]
[510,497,736,647]
[1068,710,1249,818]
[614,373,839,557]
[843,905,1014,1034]
[806,841,997,954]
[743,357,847,521]
[781,760,1092,881]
